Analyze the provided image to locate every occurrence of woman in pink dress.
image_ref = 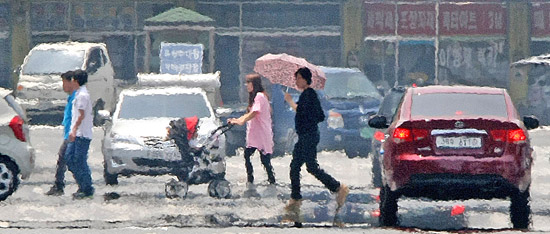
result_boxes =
[228,74,276,187]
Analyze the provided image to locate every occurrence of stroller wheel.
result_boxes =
[208,179,231,199]
[165,178,189,199]
[104,163,118,185]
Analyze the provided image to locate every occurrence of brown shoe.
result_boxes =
[284,198,302,212]
[282,199,303,223]
[336,184,349,208]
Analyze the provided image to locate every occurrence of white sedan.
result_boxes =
[0,88,35,201]
[101,86,228,198]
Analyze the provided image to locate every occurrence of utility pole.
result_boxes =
[342,0,363,68]
[507,1,531,108]
[10,0,30,90]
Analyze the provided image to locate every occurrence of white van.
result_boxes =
[15,41,116,125]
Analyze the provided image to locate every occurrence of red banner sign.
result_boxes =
[364,3,395,36]
[439,3,507,36]
[397,4,436,36]
[532,2,550,37]
[364,2,507,36]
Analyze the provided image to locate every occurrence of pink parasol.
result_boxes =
[253,53,326,90]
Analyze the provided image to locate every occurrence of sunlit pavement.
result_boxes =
[0,126,550,233]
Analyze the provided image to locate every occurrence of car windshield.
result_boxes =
[22,49,85,75]
[324,71,381,99]
[118,93,211,119]
[411,93,508,118]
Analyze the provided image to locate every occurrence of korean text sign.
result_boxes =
[160,42,203,75]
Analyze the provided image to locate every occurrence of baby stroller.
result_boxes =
[164,117,233,199]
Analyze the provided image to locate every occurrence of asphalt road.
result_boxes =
[1,126,550,233]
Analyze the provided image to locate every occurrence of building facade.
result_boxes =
[1,0,345,104]
[2,0,547,106]
[356,0,549,108]
[0,0,192,89]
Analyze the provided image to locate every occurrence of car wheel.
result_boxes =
[371,154,383,188]
[93,99,106,126]
[379,185,399,227]
[510,188,530,229]
[165,178,188,199]
[272,145,285,157]
[273,128,297,157]
[344,148,358,158]
[0,157,19,201]
[344,145,370,158]
[208,179,231,199]
[225,142,238,157]
[103,163,118,185]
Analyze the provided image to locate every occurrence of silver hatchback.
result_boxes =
[0,88,35,201]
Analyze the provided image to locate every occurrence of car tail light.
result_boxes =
[508,129,526,142]
[9,116,26,142]
[490,129,526,143]
[393,128,411,142]
[374,131,385,142]
[393,128,429,143]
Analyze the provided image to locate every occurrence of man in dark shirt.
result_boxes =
[283,67,349,221]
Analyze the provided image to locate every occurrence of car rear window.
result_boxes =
[411,93,508,118]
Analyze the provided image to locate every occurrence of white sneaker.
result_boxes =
[243,183,260,198]
[262,184,278,197]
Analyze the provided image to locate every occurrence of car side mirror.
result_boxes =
[523,115,539,130]
[368,115,388,129]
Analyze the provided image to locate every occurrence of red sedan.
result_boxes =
[368,85,539,229]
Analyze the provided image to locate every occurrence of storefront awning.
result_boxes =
[145,7,214,26]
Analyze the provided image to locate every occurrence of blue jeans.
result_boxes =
[53,140,69,189]
[65,137,94,195]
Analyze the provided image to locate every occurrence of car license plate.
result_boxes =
[436,136,482,148]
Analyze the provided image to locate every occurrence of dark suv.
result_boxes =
[370,86,406,188]
[368,85,539,229]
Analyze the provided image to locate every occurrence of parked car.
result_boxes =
[101,73,226,189]
[316,66,382,157]
[370,86,406,188]
[510,54,550,125]
[15,41,116,125]
[224,67,381,158]
[368,85,539,228]
[0,88,35,201]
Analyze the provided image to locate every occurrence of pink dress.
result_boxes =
[246,92,274,154]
